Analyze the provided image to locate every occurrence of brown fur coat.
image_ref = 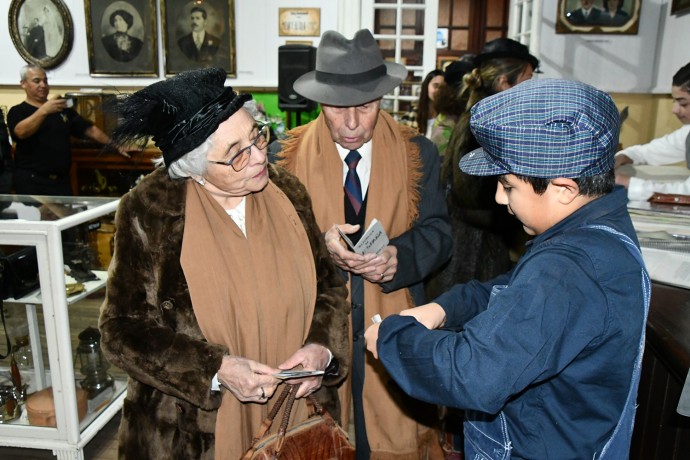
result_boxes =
[99,164,350,459]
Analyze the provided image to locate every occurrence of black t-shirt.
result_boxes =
[8,101,92,176]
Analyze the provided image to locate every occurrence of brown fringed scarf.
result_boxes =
[180,180,316,459]
[279,111,436,458]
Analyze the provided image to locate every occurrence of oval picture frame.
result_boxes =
[8,0,74,70]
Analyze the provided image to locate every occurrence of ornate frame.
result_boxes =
[555,0,642,35]
[161,0,236,76]
[8,0,73,70]
[84,0,159,77]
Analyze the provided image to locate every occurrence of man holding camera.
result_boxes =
[7,64,129,196]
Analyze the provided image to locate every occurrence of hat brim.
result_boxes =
[294,62,407,107]
[459,147,509,176]
[475,52,541,73]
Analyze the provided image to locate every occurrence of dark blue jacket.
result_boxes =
[376,186,646,459]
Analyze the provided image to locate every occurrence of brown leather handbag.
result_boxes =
[241,384,354,460]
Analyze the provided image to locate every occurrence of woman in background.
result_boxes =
[400,69,444,137]
[615,62,690,200]
[599,0,630,27]
[427,38,538,300]
[429,55,475,156]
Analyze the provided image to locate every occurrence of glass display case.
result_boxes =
[0,194,124,460]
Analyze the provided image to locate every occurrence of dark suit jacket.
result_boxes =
[567,8,603,25]
[177,32,220,63]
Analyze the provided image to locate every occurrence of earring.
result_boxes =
[195,177,206,186]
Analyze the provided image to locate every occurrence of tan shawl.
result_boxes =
[279,112,436,458]
[180,180,316,459]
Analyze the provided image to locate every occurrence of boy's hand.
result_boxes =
[364,322,381,359]
[400,303,446,330]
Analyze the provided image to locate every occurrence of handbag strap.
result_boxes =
[241,384,326,459]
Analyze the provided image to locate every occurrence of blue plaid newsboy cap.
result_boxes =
[460,78,620,178]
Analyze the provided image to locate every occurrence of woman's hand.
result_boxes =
[278,343,330,398]
[217,355,280,403]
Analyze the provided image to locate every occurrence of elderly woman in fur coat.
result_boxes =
[99,68,350,460]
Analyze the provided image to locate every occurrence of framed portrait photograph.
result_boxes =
[671,0,690,14]
[555,0,642,35]
[84,0,159,77]
[8,0,73,70]
[162,0,236,76]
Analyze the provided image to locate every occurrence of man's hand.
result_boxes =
[325,224,397,283]
[40,98,68,115]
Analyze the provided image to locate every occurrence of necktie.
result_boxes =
[685,131,690,169]
[344,150,363,215]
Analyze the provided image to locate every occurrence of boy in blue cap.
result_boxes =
[365,78,649,459]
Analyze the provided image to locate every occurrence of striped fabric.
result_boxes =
[460,78,620,178]
[344,150,363,215]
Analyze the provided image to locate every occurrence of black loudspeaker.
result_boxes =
[278,45,317,111]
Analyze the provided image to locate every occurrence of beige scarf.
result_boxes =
[180,180,316,459]
[279,112,436,458]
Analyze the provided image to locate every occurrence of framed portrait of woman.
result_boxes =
[85,0,159,77]
[556,0,642,35]
[162,0,236,76]
[8,0,73,70]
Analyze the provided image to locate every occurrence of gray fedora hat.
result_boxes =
[293,29,408,107]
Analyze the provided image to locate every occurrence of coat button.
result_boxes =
[161,300,174,310]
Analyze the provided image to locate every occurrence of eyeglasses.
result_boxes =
[207,121,270,172]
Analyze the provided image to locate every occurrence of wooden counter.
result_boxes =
[70,145,159,196]
[631,283,690,459]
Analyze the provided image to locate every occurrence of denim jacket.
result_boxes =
[376,187,648,458]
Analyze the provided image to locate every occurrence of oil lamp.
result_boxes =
[76,327,113,399]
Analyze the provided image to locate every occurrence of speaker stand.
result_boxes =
[285,111,304,129]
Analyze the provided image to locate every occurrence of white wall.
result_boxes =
[0,0,340,88]
[537,0,690,94]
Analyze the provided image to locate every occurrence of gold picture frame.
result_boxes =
[278,8,321,37]
[556,0,642,35]
[8,0,74,70]
[162,0,236,76]
[84,0,159,77]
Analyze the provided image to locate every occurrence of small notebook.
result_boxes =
[337,218,389,255]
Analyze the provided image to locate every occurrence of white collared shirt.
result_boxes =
[335,141,372,197]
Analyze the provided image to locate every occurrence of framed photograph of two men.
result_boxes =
[84,0,159,76]
[556,0,642,35]
[162,0,236,76]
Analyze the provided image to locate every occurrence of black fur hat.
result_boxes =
[111,67,251,166]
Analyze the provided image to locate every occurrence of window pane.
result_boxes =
[450,30,469,51]
[453,1,470,27]
[438,0,450,26]
[375,9,396,29]
[486,0,508,27]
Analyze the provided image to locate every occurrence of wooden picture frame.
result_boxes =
[555,0,642,35]
[278,8,321,37]
[162,0,236,76]
[8,0,73,70]
[671,0,690,14]
[436,56,457,72]
[84,0,159,77]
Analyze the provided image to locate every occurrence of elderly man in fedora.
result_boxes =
[274,29,452,459]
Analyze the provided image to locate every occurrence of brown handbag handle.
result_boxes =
[241,384,325,459]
